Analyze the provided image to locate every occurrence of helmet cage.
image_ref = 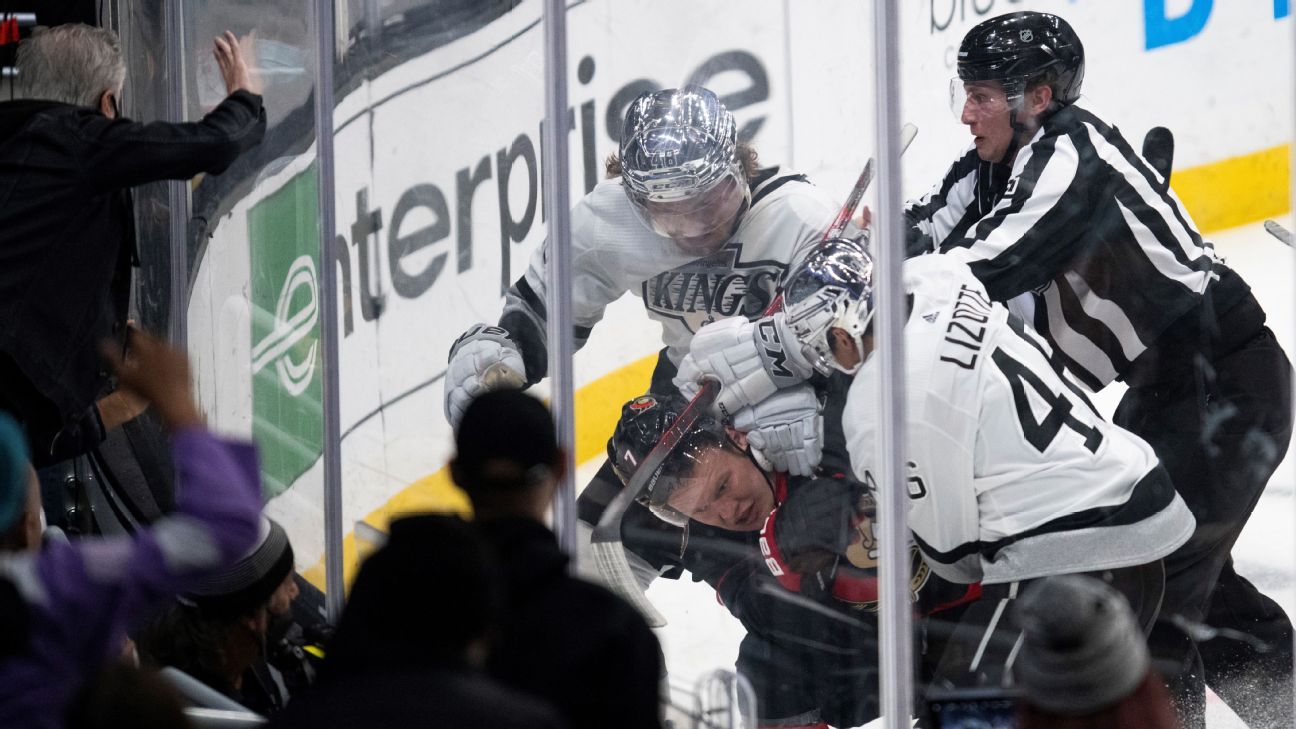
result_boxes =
[781,238,876,376]
[784,286,875,376]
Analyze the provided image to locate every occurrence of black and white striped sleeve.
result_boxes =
[940,130,1092,301]
[904,147,981,257]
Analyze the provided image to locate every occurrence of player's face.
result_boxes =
[665,444,775,531]
[829,327,863,371]
[267,572,300,617]
[959,81,1015,162]
[646,174,746,255]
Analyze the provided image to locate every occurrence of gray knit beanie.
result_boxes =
[1012,574,1150,715]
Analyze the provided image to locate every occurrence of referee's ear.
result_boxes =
[1025,84,1053,119]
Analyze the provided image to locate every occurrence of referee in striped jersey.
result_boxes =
[906,12,1293,729]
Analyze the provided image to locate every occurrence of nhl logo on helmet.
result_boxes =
[957,11,1086,105]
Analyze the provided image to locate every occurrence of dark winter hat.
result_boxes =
[1012,574,1150,715]
[453,390,559,491]
[182,516,294,619]
[327,514,501,670]
[0,413,29,534]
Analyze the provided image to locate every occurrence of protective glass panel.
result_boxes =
[327,0,543,582]
[166,1,1296,726]
[901,5,1296,729]
[562,2,885,726]
[177,4,328,607]
[118,4,178,335]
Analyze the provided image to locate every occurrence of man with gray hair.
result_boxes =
[0,24,266,465]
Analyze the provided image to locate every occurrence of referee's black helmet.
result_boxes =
[958,12,1085,105]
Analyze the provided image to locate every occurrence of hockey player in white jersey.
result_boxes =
[445,86,859,593]
[444,85,844,476]
[678,238,1195,688]
[910,13,1294,727]
[791,242,1193,584]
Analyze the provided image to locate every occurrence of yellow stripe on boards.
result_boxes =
[302,352,660,591]
[1174,143,1290,234]
[573,353,660,463]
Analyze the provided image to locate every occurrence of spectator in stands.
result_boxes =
[0,23,265,465]
[1013,574,1178,729]
[136,517,300,715]
[0,329,264,729]
[263,575,329,703]
[451,390,664,729]
[270,513,569,729]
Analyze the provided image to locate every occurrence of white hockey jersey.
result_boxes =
[499,170,846,379]
[843,256,1194,585]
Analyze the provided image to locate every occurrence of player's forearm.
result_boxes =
[500,278,597,385]
[498,306,548,386]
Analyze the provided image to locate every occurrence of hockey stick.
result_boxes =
[1142,126,1174,194]
[589,386,718,627]
[766,122,918,313]
[1264,219,1293,247]
[591,123,919,625]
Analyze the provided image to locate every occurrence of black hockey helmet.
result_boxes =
[608,393,729,526]
[957,12,1085,105]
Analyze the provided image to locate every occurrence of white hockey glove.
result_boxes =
[731,384,823,476]
[673,314,816,418]
[444,323,527,429]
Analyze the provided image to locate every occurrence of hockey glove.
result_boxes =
[444,323,526,429]
[673,313,815,419]
[730,384,823,477]
[758,477,868,595]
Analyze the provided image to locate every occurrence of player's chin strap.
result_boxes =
[1004,83,1030,157]
[998,133,1023,166]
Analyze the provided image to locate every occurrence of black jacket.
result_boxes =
[269,667,570,729]
[478,518,664,729]
[0,91,265,462]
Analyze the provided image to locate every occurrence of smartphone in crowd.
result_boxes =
[926,687,1019,729]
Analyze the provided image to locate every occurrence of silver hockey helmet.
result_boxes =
[619,86,749,252]
[781,237,876,375]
